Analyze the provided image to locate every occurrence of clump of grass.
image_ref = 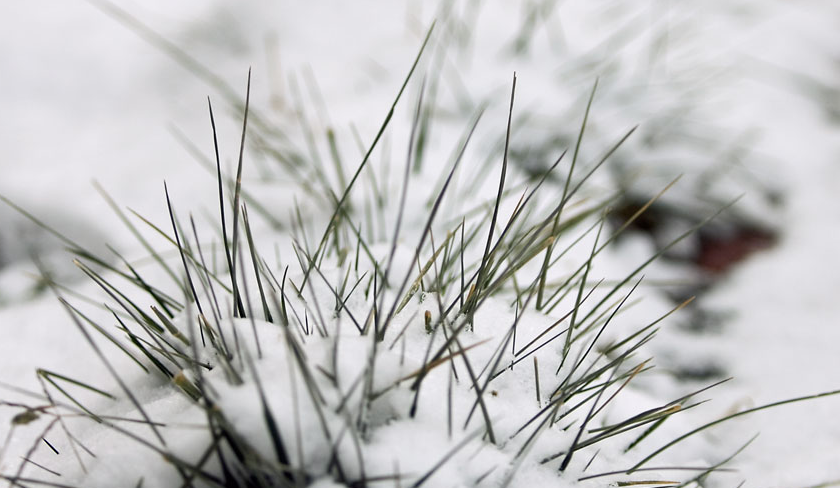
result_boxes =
[2,5,840,488]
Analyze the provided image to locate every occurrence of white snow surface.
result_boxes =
[1,1,839,487]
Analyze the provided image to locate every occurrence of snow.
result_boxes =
[2,1,840,487]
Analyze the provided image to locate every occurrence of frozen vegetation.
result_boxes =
[1,1,839,487]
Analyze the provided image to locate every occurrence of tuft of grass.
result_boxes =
[2,5,840,488]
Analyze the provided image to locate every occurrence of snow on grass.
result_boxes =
[2,0,840,487]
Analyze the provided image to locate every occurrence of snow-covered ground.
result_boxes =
[1,1,839,487]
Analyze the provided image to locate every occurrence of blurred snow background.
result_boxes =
[1,1,839,486]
